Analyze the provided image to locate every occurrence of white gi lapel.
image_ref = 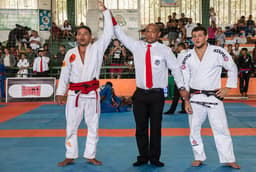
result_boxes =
[81,43,92,81]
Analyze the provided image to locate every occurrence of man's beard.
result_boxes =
[195,42,206,49]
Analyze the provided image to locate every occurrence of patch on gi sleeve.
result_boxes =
[62,60,66,67]
[224,56,229,61]
[181,64,186,70]
[69,54,76,63]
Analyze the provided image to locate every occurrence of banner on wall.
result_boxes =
[6,78,56,102]
[0,9,38,30]
[39,10,51,31]
[160,0,180,7]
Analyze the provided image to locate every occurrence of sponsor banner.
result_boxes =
[160,0,180,7]
[39,9,51,31]
[6,77,56,102]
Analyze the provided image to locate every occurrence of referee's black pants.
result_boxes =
[132,88,165,162]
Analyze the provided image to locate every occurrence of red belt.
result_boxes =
[69,79,100,112]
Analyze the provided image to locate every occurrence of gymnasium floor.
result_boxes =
[0,100,255,172]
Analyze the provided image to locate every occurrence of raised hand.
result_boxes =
[98,1,107,12]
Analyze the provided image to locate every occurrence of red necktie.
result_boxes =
[145,44,153,89]
[40,57,43,72]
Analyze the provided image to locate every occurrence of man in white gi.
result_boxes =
[181,26,240,169]
[112,16,188,166]
[56,2,113,166]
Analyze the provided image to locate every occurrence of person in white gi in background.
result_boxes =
[56,2,113,166]
[17,53,29,78]
[181,26,240,169]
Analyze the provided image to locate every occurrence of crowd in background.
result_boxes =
[0,8,256,100]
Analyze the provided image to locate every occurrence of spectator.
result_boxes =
[17,53,29,78]
[43,43,51,58]
[247,15,255,36]
[164,42,187,114]
[26,46,36,67]
[33,48,50,77]
[233,43,240,57]
[252,42,256,67]
[230,23,241,36]
[237,48,254,97]
[124,50,135,78]
[155,17,165,37]
[109,39,126,78]
[50,22,61,43]
[0,63,4,101]
[29,30,41,52]
[215,27,225,47]
[237,16,247,35]
[207,21,217,45]
[0,48,16,68]
[18,31,30,51]
[227,44,237,64]
[185,18,197,47]
[167,14,178,45]
[52,45,66,67]
[179,13,188,25]
[61,20,72,40]
[209,7,216,23]
[176,20,186,44]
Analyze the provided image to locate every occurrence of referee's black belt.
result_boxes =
[190,88,223,101]
[136,87,163,94]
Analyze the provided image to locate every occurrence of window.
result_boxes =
[55,0,67,26]
[76,0,87,26]
[0,0,38,9]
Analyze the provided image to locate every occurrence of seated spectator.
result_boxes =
[180,13,188,25]
[237,16,248,36]
[18,31,30,51]
[50,22,61,42]
[230,23,241,36]
[61,20,72,40]
[109,39,126,78]
[215,27,225,47]
[29,30,41,52]
[209,7,216,23]
[33,48,50,77]
[17,53,29,78]
[100,82,132,113]
[247,15,255,36]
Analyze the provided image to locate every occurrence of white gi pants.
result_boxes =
[65,94,100,159]
[189,94,236,163]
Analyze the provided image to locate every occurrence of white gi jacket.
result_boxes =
[56,9,113,98]
[179,44,238,92]
[33,56,50,72]
[17,58,29,75]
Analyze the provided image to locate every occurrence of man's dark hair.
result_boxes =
[241,47,248,52]
[177,42,186,49]
[192,26,207,36]
[106,82,113,87]
[76,25,92,35]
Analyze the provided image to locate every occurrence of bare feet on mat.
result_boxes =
[87,158,102,165]
[58,158,74,166]
[191,160,203,167]
[225,162,240,169]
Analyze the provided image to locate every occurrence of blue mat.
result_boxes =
[0,136,254,172]
[0,103,256,129]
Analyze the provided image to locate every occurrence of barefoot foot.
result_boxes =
[87,158,102,165]
[191,160,203,167]
[225,162,240,169]
[58,158,74,166]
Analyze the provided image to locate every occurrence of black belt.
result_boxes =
[190,88,223,101]
[136,87,163,94]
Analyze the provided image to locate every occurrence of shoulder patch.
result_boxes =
[62,60,66,67]
[69,54,76,63]
[213,48,229,62]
